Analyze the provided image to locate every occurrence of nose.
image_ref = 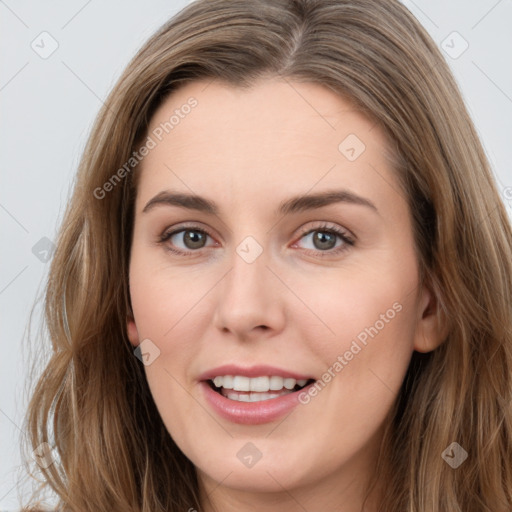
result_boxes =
[212,243,286,340]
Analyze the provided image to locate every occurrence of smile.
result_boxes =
[208,375,314,402]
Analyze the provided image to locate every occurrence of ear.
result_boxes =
[126,311,140,347]
[413,283,449,353]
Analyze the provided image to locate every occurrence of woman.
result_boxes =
[21,0,512,510]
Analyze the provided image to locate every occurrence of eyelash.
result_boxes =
[157,222,355,258]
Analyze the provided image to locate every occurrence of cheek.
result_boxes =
[128,252,221,403]
[129,247,216,340]
[128,261,209,440]
[287,272,416,466]
[296,259,416,348]
[294,256,418,405]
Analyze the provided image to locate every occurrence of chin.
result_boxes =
[194,447,314,493]
[201,464,307,493]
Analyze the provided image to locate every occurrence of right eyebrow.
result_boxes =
[142,191,218,215]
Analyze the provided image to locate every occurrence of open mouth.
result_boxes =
[206,377,315,403]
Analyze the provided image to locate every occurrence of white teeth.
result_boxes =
[232,376,250,392]
[222,375,234,389]
[250,376,269,392]
[283,378,296,390]
[211,375,310,393]
[269,376,284,390]
[225,389,294,402]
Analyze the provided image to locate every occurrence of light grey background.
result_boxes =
[1,0,511,509]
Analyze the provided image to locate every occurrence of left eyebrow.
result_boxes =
[141,189,379,216]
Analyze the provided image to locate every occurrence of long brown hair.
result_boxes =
[20,0,512,510]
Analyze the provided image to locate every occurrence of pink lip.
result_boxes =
[200,380,316,425]
[198,365,316,425]
[198,364,314,381]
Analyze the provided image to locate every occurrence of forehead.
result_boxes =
[145,77,387,156]
[135,78,403,217]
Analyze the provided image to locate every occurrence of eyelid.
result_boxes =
[160,221,216,239]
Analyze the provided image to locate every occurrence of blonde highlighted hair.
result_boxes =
[20,0,512,510]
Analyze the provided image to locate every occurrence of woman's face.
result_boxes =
[127,78,443,509]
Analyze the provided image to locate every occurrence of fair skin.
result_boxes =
[127,77,445,512]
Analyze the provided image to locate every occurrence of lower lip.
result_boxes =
[200,381,314,425]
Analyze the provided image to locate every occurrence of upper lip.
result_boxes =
[198,364,315,382]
